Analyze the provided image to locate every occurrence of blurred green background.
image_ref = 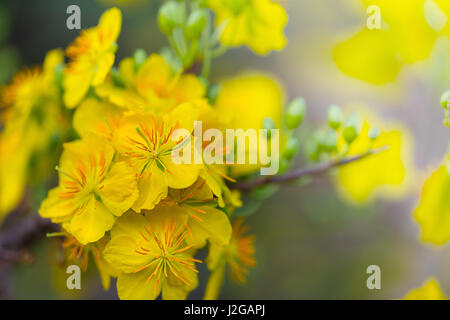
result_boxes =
[2,0,450,299]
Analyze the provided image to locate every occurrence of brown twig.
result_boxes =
[0,213,58,299]
[231,146,389,191]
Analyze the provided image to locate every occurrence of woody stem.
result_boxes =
[231,146,389,191]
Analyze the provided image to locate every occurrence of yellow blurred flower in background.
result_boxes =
[335,109,413,204]
[0,49,65,218]
[204,218,256,300]
[63,7,122,108]
[213,72,285,177]
[333,0,450,84]
[414,157,450,245]
[404,278,447,300]
[60,234,119,290]
[208,0,288,55]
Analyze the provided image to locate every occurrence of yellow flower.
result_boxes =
[208,0,288,55]
[335,110,413,204]
[39,133,139,244]
[213,72,284,177]
[60,233,119,290]
[414,158,450,245]
[404,278,447,300]
[333,0,446,84]
[204,218,256,299]
[0,49,65,218]
[156,179,232,247]
[63,7,122,108]
[103,211,201,300]
[96,54,205,113]
[110,103,202,212]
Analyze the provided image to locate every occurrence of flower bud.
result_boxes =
[279,158,290,173]
[328,104,343,129]
[283,136,299,160]
[285,97,306,130]
[342,113,361,144]
[185,9,208,40]
[158,1,186,35]
[368,126,380,140]
[207,83,221,105]
[440,90,450,109]
[111,67,124,87]
[133,48,147,69]
[343,126,358,144]
[323,130,337,151]
[262,117,276,138]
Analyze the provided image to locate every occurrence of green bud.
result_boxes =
[111,67,125,87]
[54,63,64,90]
[279,158,290,173]
[185,9,208,40]
[263,117,276,138]
[343,126,358,144]
[158,1,186,35]
[207,83,221,105]
[368,126,380,140]
[342,113,361,144]
[285,97,306,130]
[283,136,299,160]
[440,90,450,109]
[328,104,343,129]
[133,48,147,70]
[323,130,337,151]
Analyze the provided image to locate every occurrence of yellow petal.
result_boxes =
[204,261,226,300]
[97,7,122,46]
[117,261,162,300]
[414,164,450,245]
[404,278,447,300]
[333,29,401,84]
[335,110,413,204]
[65,199,115,244]
[104,212,157,272]
[187,206,232,246]
[209,0,287,55]
[98,161,139,216]
[92,53,115,86]
[132,165,168,212]
[73,98,123,137]
[63,65,93,108]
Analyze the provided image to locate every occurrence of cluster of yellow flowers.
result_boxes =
[0,1,290,299]
[0,0,430,300]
